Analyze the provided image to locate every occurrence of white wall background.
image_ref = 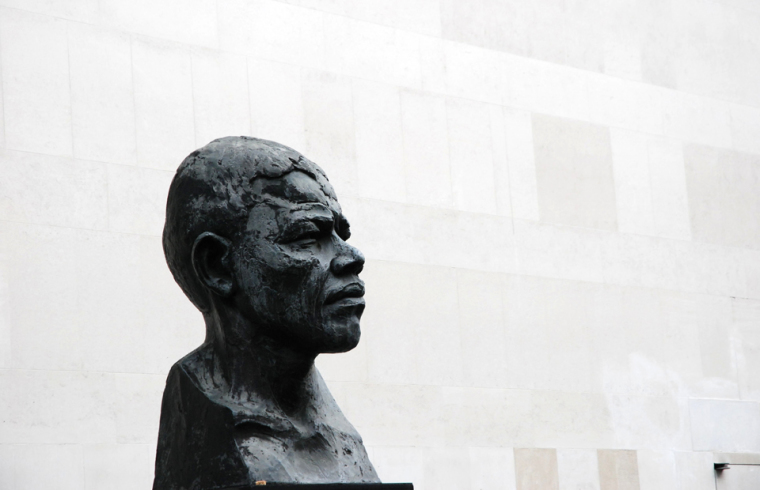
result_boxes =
[1,0,760,489]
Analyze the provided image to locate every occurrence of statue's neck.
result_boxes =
[205,307,319,417]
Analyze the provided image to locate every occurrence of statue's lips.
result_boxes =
[324,283,365,305]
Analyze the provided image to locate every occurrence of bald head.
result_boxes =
[162,136,333,312]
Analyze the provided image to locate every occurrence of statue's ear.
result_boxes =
[191,232,235,298]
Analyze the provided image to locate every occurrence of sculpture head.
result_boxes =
[163,136,365,355]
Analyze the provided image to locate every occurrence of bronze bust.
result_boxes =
[153,137,380,489]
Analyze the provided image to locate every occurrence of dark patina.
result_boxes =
[154,137,379,489]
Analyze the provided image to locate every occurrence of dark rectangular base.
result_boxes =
[223,484,413,490]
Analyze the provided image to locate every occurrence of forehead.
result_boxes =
[250,170,340,214]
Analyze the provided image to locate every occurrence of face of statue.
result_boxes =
[230,170,365,354]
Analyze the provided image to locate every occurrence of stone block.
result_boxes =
[0,150,108,230]
[514,448,559,490]
[132,38,195,171]
[730,103,760,156]
[469,447,517,490]
[557,448,600,490]
[532,114,617,231]
[218,0,325,69]
[301,69,356,197]
[423,447,470,490]
[400,90,453,208]
[83,443,155,490]
[100,0,217,47]
[0,444,84,490]
[446,98,498,214]
[689,398,760,452]
[352,79,406,202]
[503,109,539,221]
[597,449,639,490]
[106,164,174,236]
[68,23,136,165]
[0,8,71,156]
[248,58,306,152]
[684,144,760,249]
[637,450,677,490]
[324,15,421,89]
[674,451,714,490]
[191,50,251,147]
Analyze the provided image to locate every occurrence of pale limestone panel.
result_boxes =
[605,394,691,450]
[683,294,737,399]
[602,28,642,82]
[609,129,655,236]
[418,36,448,94]
[646,137,691,241]
[600,230,745,298]
[190,51,251,147]
[730,103,760,156]
[503,109,540,221]
[111,373,167,443]
[324,15,421,89]
[674,451,714,490]
[83,443,154,490]
[0,369,117,443]
[277,0,442,37]
[247,58,306,152]
[514,448,559,490]
[504,57,590,123]
[342,198,516,273]
[592,288,704,399]
[529,391,615,449]
[525,2,568,66]
[301,69,357,198]
[557,448,601,490]
[361,260,418,384]
[137,235,206,375]
[106,165,174,236]
[446,98,498,214]
[503,275,600,394]
[406,265,462,386]
[562,0,605,73]
[4,224,87,370]
[0,239,9,369]
[456,269,508,388]
[100,0,217,48]
[68,23,136,166]
[0,150,108,230]
[338,382,444,447]
[443,41,507,105]
[0,9,71,156]
[586,75,664,136]
[314,341,367,384]
[0,0,97,22]
[218,0,325,69]
[683,144,760,249]
[132,38,196,171]
[689,399,760,452]
[532,114,617,231]
[70,231,146,374]
[352,79,406,202]
[440,0,528,55]
[440,387,533,448]
[636,450,677,490]
[513,220,605,284]
[662,91,733,149]
[469,447,517,490]
[424,447,470,490]
[732,299,760,401]
[0,444,84,490]
[370,446,426,486]
[597,450,640,490]
[400,90,454,208]
[490,105,513,216]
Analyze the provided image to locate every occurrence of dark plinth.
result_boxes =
[222,484,413,490]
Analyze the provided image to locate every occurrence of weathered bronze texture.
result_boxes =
[153,137,379,489]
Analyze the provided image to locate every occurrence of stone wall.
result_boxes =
[1,0,760,489]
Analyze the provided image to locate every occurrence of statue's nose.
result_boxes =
[330,242,365,275]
